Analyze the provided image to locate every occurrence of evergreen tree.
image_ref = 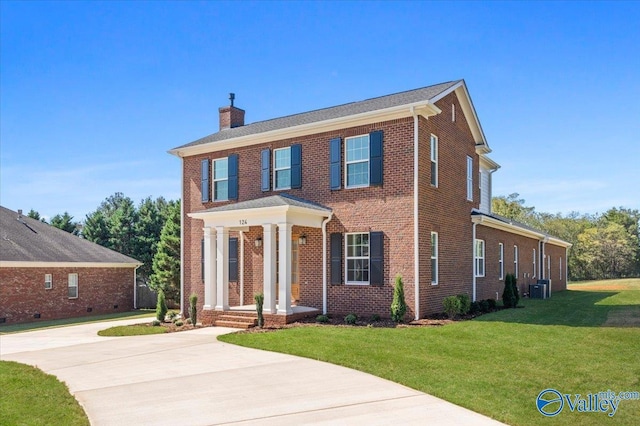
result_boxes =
[108,196,138,257]
[83,210,111,247]
[27,209,44,221]
[50,212,79,234]
[133,197,165,283]
[150,201,181,301]
[390,274,407,322]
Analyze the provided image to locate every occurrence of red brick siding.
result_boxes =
[0,267,135,324]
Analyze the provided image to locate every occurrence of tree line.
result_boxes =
[28,193,180,301]
[492,194,640,281]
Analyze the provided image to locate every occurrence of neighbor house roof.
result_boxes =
[0,206,141,266]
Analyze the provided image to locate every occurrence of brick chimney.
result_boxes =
[219,93,245,130]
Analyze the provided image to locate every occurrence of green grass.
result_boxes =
[0,361,89,426]
[220,278,640,426]
[98,323,168,336]
[0,310,155,335]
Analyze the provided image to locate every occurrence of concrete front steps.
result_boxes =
[214,312,257,329]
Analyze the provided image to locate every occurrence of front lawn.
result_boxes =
[0,361,89,426]
[219,279,640,426]
[0,310,155,334]
[97,324,169,336]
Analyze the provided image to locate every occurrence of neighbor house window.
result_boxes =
[466,156,473,201]
[213,157,228,201]
[475,239,485,277]
[498,243,504,280]
[431,232,438,285]
[346,233,369,284]
[68,273,78,299]
[430,134,438,186]
[514,245,519,277]
[273,147,291,190]
[533,249,536,278]
[45,274,52,290]
[345,135,370,188]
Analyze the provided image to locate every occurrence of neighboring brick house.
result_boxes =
[170,80,570,326]
[0,206,141,324]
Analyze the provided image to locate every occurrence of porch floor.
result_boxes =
[229,305,319,315]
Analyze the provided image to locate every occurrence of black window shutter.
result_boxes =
[330,137,342,190]
[229,237,238,282]
[261,149,271,192]
[370,231,384,286]
[201,159,210,202]
[330,233,343,285]
[201,237,205,282]
[228,154,239,200]
[369,130,383,186]
[291,144,302,189]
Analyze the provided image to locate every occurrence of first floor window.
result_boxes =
[514,245,519,277]
[559,257,563,280]
[547,256,551,279]
[475,239,485,277]
[68,273,78,299]
[345,135,370,188]
[346,233,369,283]
[533,249,536,278]
[431,232,438,285]
[45,273,52,290]
[498,243,504,280]
[273,147,291,190]
[213,157,228,201]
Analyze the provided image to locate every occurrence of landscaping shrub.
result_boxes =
[167,310,178,321]
[443,296,461,319]
[512,279,520,307]
[316,314,329,324]
[503,274,517,308]
[370,314,381,322]
[479,299,490,313]
[189,293,198,326]
[254,293,264,328]
[457,294,471,315]
[156,290,168,322]
[186,318,192,324]
[175,320,184,327]
[344,314,358,325]
[486,298,497,310]
[469,301,481,314]
[152,320,161,326]
[390,274,407,322]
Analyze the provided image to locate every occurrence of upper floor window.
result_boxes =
[431,232,438,285]
[345,135,370,188]
[466,156,473,201]
[474,239,485,277]
[213,158,229,201]
[430,134,438,187]
[452,103,456,122]
[273,147,292,190]
[45,273,52,290]
[68,273,78,299]
[346,232,369,284]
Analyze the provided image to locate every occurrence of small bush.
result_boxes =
[254,293,264,328]
[185,318,192,324]
[167,310,178,321]
[513,280,520,307]
[479,299,490,313]
[390,274,407,322]
[457,294,471,315]
[152,320,161,327]
[316,314,329,324]
[487,298,497,310]
[344,313,358,325]
[469,301,481,314]
[503,274,517,308]
[175,320,184,327]
[189,293,198,326]
[370,314,381,322]
[156,290,168,322]
[443,296,461,319]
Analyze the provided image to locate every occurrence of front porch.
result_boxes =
[201,305,320,328]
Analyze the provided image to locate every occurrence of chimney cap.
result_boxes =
[229,93,235,107]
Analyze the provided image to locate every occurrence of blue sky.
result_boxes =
[1,1,639,221]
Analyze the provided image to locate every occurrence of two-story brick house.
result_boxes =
[170,80,570,326]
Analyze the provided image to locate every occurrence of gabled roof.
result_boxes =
[198,194,331,214]
[0,206,141,266]
[170,80,490,157]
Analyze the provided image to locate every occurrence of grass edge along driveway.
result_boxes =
[219,279,640,426]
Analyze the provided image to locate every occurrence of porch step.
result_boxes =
[214,314,257,329]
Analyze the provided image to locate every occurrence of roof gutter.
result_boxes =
[471,215,572,248]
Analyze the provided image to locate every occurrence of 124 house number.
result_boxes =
[239,219,247,225]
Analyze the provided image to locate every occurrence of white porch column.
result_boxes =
[203,227,217,310]
[277,222,293,315]
[215,226,229,311]
[263,224,277,314]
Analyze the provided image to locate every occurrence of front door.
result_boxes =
[276,234,300,304]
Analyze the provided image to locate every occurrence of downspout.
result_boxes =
[180,157,185,315]
[472,222,477,302]
[322,213,333,315]
[239,230,244,305]
[411,106,420,320]
[133,265,141,309]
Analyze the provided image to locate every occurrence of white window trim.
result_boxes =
[345,232,370,285]
[212,157,229,202]
[533,249,536,279]
[273,147,292,191]
[431,232,438,285]
[430,134,438,187]
[45,273,52,290]
[474,239,485,278]
[345,135,370,189]
[68,273,78,299]
[498,243,504,281]
[514,245,519,277]
[451,103,456,122]
[466,156,473,201]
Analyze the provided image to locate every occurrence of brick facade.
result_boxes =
[0,267,135,324]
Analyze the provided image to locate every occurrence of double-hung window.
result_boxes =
[533,249,537,278]
[345,135,370,188]
[213,158,228,201]
[273,147,291,190]
[346,233,369,284]
[68,273,78,299]
[431,232,438,285]
[45,273,52,290]
[430,134,438,186]
[466,156,473,201]
[498,243,504,280]
[474,239,485,277]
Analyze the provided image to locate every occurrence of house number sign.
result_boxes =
[239,219,247,225]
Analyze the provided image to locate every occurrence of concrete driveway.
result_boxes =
[0,319,505,425]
